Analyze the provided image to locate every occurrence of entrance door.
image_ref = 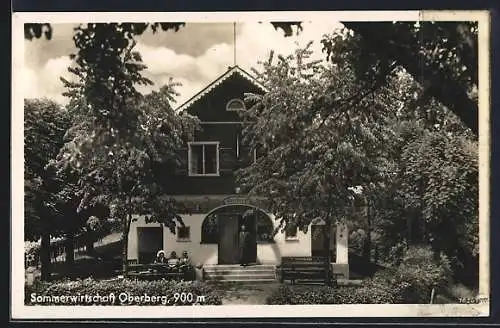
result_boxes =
[137,227,163,264]
[239,214,257,264]
[311,225,326,257]
[218,214,239,264]
[311,225,336,259]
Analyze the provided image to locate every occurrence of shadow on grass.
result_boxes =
[50,240,123,281]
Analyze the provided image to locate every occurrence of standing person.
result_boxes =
[239,225,250,266]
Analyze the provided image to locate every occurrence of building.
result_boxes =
[127,66,349,279]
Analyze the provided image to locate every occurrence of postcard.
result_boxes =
[11,10,490,319]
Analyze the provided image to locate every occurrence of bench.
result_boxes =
[126,263,195,281]
[277,256,338,286]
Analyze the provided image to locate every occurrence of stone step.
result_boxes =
[203,265,275,272]
[212,278,277,283]
[205,270,275,277]
[203,265,277,282]
[205,273,276,281]
[204,268,276,275]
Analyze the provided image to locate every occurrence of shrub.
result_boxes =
[266,283,397,305]
[370,245,453,303]
[393,245,452,303]
[25,278,223,306]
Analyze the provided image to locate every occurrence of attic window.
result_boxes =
[226,98,246,111]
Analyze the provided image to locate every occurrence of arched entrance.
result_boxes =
[201,205,274,265]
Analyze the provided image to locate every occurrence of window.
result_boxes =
[176,226,191,242]
[285,224,299,240]
[226,98,246,111]
[201,214,219,243]
[188,142,219,176]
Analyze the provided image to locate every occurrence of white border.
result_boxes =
[12,10,490,319]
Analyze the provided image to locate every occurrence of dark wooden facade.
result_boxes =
[159,67,265,195]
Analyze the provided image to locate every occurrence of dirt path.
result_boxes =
[216,283,281,305]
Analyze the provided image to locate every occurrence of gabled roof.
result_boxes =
[176,65,269,113]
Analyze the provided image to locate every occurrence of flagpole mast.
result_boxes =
[233,22,236,67]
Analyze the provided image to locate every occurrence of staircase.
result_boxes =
[203,264,277,283]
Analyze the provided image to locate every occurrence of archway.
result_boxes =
[201,205,274,264]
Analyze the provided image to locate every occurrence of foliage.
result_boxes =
[329,21,479,134]
[399,129,478,256]
[24,98,72,241]
[266,284,398,305]
[332,63,479,278]
[24,23,53,40]
[371,245,453,303]
[25,278,222,305]
[238,41,397,237]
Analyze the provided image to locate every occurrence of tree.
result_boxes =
[398,128,478,272]
[350,67,479,282]
[237,42,397,283]
[24,98,72,280]
[51,23,198,275]
[326,21,479,135]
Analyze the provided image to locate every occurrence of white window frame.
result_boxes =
[226,98,246,112]
[188,141,220,177]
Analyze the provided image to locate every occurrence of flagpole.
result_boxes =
[233,22,236,66]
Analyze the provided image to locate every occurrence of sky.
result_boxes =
[24,21,344,108]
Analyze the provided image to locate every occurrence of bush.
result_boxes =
[25,278,223,306]
[266,284,397,305]
[393,245,452,303]
[370,245,453,303]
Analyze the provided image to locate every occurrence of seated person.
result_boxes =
[167,251,180,268]
[154,250,167,264]
[179,251,191,267]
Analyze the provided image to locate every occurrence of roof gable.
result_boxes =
[176,66,268,113]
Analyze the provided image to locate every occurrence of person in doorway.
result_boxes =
[239,225,251,266]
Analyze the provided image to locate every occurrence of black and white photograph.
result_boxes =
[11,10,490,318]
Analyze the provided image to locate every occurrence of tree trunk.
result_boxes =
[121,220,129,275]
[40,232,51,281]
[65,231,75,270]
[121,196,132,275]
